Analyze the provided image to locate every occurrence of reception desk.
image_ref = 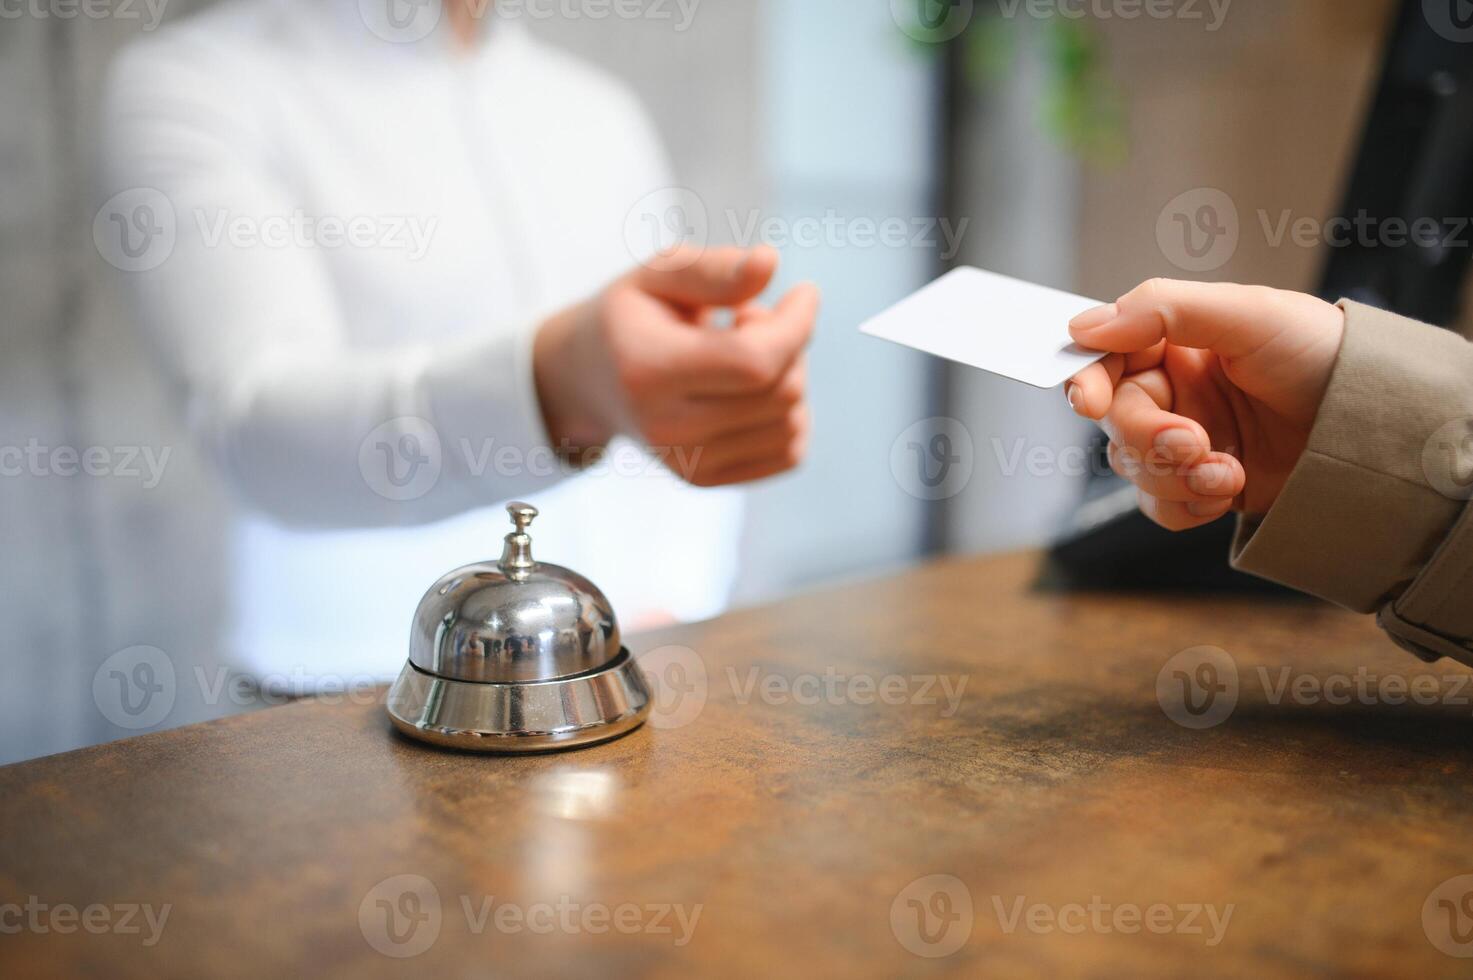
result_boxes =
[3,553,1471,977]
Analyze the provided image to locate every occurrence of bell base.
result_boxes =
[386,648,651,753]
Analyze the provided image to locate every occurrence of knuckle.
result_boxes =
[616,361,657,399]
[642,421,681,447]
[1145,451,1182,480]
[777,370,806,405]
[1138,277,1174,303]
[1243,284,1280,306]
[742,363,776,390]
[1136,277,1176,329]
[783,405,807,437]
[597,286,634,332]
[730,348,778,389]
[1140,493,1191,532]
[1136,489,1163,523]
[1109,442,1141,480]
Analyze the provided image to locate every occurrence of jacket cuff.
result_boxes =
[421,322,568,500]
[1231,300,1472,613]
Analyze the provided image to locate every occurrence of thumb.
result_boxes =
[1069,278,1334,361]
[634,245,779,310]
[1069,277,1345,422]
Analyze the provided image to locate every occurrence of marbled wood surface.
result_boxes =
[3,552,1472,978]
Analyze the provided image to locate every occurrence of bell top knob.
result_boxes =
[507,502,538,533]
[499,501,539,579]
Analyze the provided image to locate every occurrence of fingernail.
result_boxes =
[1154,428,1201,457]
[1066,383,1082,412]
[1187,462,1236,496]
[732,253,752,279]
[1069,303,1119,332]
[1188,498,1234,518]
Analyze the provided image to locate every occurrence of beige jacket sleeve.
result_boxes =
[1230,300,1473,667]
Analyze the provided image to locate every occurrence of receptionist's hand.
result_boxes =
[535,245,819,487]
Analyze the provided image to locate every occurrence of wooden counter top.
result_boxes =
[3,552,1473,977]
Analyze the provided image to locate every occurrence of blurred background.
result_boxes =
[2,0,1449,763]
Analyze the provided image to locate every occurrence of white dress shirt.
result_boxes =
[101,0,742,687]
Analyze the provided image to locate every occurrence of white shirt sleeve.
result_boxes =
[99,38,568,530]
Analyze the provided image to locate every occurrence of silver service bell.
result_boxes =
[386,502,652,752]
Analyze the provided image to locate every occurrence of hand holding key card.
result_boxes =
[1061,278,1344,527]
[862,270,1347,530]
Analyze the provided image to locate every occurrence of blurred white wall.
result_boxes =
[3,2,241,767]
